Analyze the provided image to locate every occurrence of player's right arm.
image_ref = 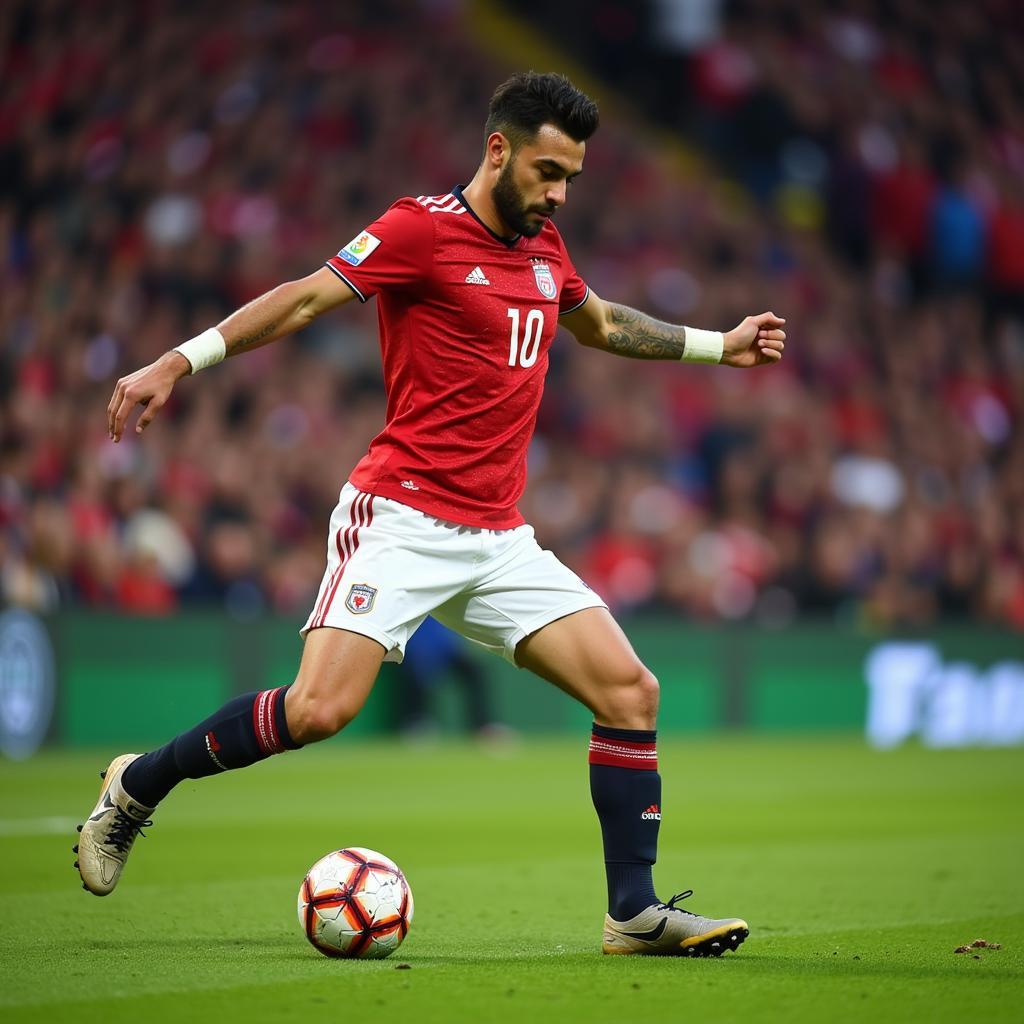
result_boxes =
[107,266,357,442]
[560,289,786,368]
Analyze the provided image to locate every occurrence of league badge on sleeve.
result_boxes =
[337,230,382,266]
[531,260,557,299]
[345,583,377,614]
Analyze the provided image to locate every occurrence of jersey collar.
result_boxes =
[453,185,521,248]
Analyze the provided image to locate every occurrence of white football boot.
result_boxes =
[75,754,155,896]
[602,890,748,957]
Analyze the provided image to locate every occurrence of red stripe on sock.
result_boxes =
[253,687,286,756]
[588,737,658,770]
[253,691,269,755]
[590,736,658,751]
[264,686,285,754]
[264,690,274,754]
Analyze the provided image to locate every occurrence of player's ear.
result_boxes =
[485,131,510,169]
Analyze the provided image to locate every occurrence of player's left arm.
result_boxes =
[559,289,786,367]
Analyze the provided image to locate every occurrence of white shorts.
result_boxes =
[301,483,606,664]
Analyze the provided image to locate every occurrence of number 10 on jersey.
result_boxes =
[507,308,544,368]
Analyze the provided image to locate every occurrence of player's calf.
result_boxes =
[284,626,385,743]
[75,686,303,897]
[284,689,364,743]
[112,685,302,810]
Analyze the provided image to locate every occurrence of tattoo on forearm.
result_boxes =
[228,321,278,354]
[606,304,686,360]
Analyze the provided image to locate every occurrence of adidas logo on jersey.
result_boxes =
[465,266,490,286]
[641,804,661,820]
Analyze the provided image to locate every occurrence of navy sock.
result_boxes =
[589,723,661,920]
[121,686,300,808]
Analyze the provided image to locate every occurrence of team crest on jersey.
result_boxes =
[337,230,381,266]
[531,260,557,299]
[345,583,377,614]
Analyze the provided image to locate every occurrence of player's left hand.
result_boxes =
[722,312,786,368]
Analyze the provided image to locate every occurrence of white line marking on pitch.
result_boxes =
[0,816,80,836]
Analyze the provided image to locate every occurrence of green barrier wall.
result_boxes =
[39,613,1024,746]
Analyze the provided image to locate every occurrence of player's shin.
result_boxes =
[588,723,661,920]
[121,685,303,807]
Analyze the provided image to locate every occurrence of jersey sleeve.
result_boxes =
[325,198,434,302]
[556,232,590,315]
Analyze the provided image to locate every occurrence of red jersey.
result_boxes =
[325,187,589,529]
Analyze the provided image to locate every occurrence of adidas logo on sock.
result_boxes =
[205,731,228,771]
[465,266,490,285]
[641,804,661,820]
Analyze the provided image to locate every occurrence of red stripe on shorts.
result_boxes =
[315,493,364,622]
[315,492,373,628]
[311,492,365,628]
[310,494,363,626]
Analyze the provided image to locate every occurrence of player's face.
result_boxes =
[492,124,585,238]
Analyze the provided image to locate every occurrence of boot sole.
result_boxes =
[603,921,749,957]
[679,922,749,957]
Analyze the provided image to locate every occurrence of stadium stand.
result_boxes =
[1,0,1021,629]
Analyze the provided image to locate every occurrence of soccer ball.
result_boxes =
[297,847,414,959]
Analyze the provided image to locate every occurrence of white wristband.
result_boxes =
[681,327,724,364]
[173,327,226,373]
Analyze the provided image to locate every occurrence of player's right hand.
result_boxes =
[107,351,191,442]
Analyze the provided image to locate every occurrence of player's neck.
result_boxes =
[462,174,517,241]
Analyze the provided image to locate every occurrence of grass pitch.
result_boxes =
[1,735,1021,1022]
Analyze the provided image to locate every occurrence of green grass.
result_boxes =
[1,736,1022,1022]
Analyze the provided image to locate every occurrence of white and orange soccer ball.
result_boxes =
[297,847,414,959]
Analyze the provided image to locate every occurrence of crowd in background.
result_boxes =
[2,0,1022,630]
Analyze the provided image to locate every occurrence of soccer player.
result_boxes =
[80,72,785,957]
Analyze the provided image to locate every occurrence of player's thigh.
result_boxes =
[433,527,657,728]
[285,626,388,740]
[515,607,659,729]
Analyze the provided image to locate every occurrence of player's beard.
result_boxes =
[492,160,553,238]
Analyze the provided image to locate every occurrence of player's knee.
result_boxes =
[630,666,660,723]
[285,693,361,744]
[597,664,659,729]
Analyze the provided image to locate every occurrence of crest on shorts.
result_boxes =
[532,260,557,299]
[345,583,377,614]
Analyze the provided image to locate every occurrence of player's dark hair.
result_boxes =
[485,72,599,150]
